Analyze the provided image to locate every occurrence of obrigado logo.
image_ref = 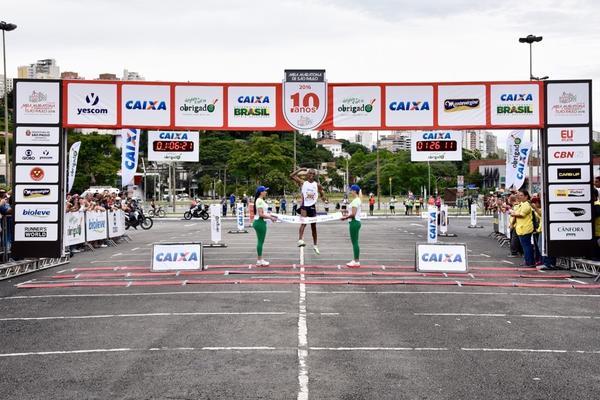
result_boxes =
[421,252,463,263]
[338,97,375,114]
[234,95,270,117]
[155,251,199,262]
[444,98,480,112]
[389,100,430,111]
[180,97,218,114]
[77,93,109,115]
[125,100,167,110]
[497,93,534,114]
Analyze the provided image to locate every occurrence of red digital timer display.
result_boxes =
[415,140,458,152]
[152,141,195,152]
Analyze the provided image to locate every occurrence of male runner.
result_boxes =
[290,167,327,254]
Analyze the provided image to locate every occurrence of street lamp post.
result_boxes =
[1,21,17,187]
[518,34,545,193]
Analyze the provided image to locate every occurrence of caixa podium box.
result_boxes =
[151,242,204,271]
[416,243,468,273]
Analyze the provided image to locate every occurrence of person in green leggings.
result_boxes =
[253,185,277,266]
[341,184,362,268]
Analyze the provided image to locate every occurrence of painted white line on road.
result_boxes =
[568,278,588,285]
[410,224,424,227]
[90,259,146,263]
[415,313,597,319]
[110,253,122,258]
[297,265,309,400]
[461,348,600,354]
[502,260,515,265]
[310,347,449,351]
[415,312,506,317]
[131,247,140,251]
[307,290,600,298]
[1,290,293,301]
[0,311,288,322]
[184,223,197,227]
[0,347,284,358]
[480,253,491,258]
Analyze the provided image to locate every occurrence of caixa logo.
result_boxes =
[125,100,167,110]
[389,100,430,111]
[77,93,109,115]
[421,252,463,263]
[155,251,199,262]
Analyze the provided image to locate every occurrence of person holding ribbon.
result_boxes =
[290,168,327,254]
[341,184,362,268]
[253,186,277,266]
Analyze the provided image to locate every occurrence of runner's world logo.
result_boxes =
[76,93,109,115]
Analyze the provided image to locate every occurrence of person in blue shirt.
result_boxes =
[280,197,287,214]
[229,193,236,215]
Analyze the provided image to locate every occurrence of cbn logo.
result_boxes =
[125,100,167,110]
[155,252,199,262]
[421,253,463,262]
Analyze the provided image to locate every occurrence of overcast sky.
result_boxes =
[3,0,599,138]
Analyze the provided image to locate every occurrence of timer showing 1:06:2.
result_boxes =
[415,140,458,152]
[152,140,195,152]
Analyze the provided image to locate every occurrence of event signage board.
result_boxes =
[65,82,118,126]
[64,211,86,246]
[151,242,204,271]
[12,79,65,259]
[174,85,224,128]
[108,210,126,239]
[147,130,199,162]
[283,70,328,131]
[385,85,434,127]
[121,84,171,127]
[542,80,593,257]
[236,203,245,231]
[437,84,486,127]
[210,204,222,243]
[427,206,438,244]
[416,243,468,272]
[227,86,277,128]
[332,86,381,128]
[489,83,541,126]
[411,131,462,161]
[85,211,108,242]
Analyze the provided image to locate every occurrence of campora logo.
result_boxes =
[77,93,108,115]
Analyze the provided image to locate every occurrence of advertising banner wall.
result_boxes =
[64,211,86,246]
[332,86,381,128]
[66,82,118,126]
[210,204,222,243]
[108,210,126,239]
[67,141,81,193]
[121,129,140,187]
[174,85,224,128]
[437,84,486,127]
[85,211,108,242]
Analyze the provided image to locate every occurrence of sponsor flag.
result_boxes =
[121,129,140,187]
[512,141,532,190]
[505,130,525,189]
[67,141,81,193]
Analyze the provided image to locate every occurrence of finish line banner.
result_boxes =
[272,212,343,224]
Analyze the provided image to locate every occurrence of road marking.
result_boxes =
[297,265,309,400]
[131,247,140,251]
[91,259,147,263]
[110,253,122,258]
[310,347,448,351]
[0,290,293,301]
[307,290,600,298]
[480,253,491,258]
[0,347,284,358]
[461,348,600,354]
[184,223,197,227]
[410,223,423,227]
[502,260,515,265]
[0,312,288,322]
[414,313,597,319]
[568,278,588,285]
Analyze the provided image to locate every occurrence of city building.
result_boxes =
[98,73,118,80]
[318,130,336,140]
[462,130,497,157]
[0,75,13,97]
[123,69,144,81]
[317,138,347,158]
[354,131,373,148]
[17,59,60,79]
[593,130,600,142]
[61,71,82,80]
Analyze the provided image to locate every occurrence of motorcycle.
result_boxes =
[184,203,210,220]
[125,207,153,230]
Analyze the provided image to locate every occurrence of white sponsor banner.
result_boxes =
[547,146,590,164]
[227,86,277,128]
[440,204,448,234]
[437,84,486,126]
[272,212,342,224]
[16,146,59,164]
[411,131,462,161]
[15,81,60,124]
[547,127,590,145]
[152,243,203,271]
[236,203,245,231]
[15,165,59,184]
[385,85,434,127]
[85,211,108,241]
[121,129,140,187]
[67,141,81,193]
[210,204,222,243]
[512,141,531,190]
[15,204,59,223]
[505,130,525,189]
[548,184,591,202]
[547,82,590,125]
[548,203,591,222]
[490,84,541,126]
[549,222,592,241]
[174,85,224,127]
[332,86,381,128]
[15,126,60,145]
[547,165,590,184]
[108,210,126,238]
[121,84,171,126]
[470,204,477,226]
[15,223,58,241]
[283,71,327,131]
[15,185,59,203]
[64,211,86,246]
[147,131,199,162]
[66,83,118,125]
[416,243,468,272]
[427,206,438,243]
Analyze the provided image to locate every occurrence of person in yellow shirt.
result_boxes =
[510,189,535,267]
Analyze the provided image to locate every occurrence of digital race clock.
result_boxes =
[152,140,195,152]
[415,140,458,152]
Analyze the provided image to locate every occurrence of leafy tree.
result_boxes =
[66,132,120,193]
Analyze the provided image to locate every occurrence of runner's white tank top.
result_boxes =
[302,181,318,207]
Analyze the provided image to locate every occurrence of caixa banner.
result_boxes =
[151,242,204,271]
[416,243,468,272]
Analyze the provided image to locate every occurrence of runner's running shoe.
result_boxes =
[313,246,320,255]
[297,240,306,247]
[256,260,270,266]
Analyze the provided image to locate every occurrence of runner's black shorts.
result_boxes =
[300,204,317,217]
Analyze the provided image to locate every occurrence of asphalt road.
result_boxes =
[1,215,599,399]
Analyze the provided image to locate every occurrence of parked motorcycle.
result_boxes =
[125,207,153,230]
[184,203,210,220]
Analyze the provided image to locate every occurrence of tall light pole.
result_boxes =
[376,132,381,209]
[518,34,544,193]
[1,21,17,187]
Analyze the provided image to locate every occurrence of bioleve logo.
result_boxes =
[21,209,51,217]
[77,93,108,115]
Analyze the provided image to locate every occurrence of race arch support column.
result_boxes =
[542,80,593,258]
